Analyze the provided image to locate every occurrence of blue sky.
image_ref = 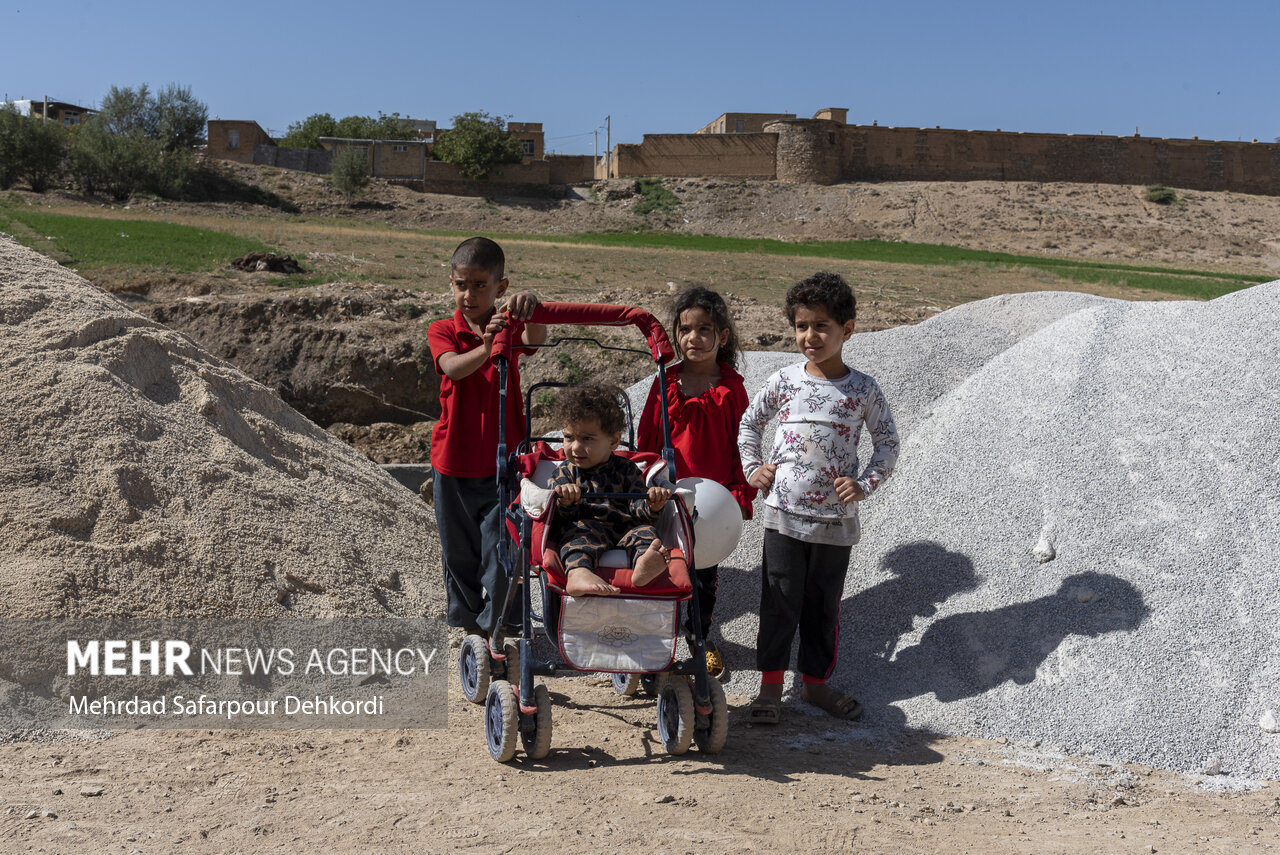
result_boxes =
[3,0,1275,155]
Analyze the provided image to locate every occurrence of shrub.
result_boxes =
[1144,185,1178,205]
[632,178,680,216]
[68,125,166,200]
[330,146,370,201]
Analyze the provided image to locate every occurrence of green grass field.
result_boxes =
[495,232,1268,300]
[0,204,271,272]
[1,199,1268,301]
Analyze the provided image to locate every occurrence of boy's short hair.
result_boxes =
[450,236,505,279]
[784,271,857,325]
[555,382,627,436]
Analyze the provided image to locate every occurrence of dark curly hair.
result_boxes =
[554,382,626,435]
[784,271,857,325]
[670,286,741,369]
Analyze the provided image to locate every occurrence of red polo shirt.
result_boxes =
[428,311,530,478]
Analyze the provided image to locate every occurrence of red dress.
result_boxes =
[637,361,756,519]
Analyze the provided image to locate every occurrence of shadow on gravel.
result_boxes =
[846,542,1149,722]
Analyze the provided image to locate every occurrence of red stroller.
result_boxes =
[456,302,729,762]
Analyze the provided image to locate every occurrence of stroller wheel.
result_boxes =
[520,683,553,760]
[693,677,729,755]
[611,673,641,696]
[656,676,694,755]
[639,672,668,697]
[459,635,491,704]
[484,680,519,762]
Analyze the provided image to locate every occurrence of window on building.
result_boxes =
[392,144,408,153]
[522,140,534,156]
[228,130,240,149]
[735,119,746,133]
[63,113,80,126]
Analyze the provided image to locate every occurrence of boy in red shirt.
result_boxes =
[428,237,546,638]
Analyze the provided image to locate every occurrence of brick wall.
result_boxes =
[208,120,273,164]
[254,144,331,174]
[612,134,778,178]
[547,155,596,184]
[841,126,1280,195]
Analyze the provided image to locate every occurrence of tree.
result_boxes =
[154,83,208,149]
[280,113,337,149]
[329,145,370,202]
[95,83,207,151]
[281,112,415,149]
[21,117,67,192]
[65,82,206,200]
[433,111,524,180]
[0,104,26,189]
[0,104,67,193]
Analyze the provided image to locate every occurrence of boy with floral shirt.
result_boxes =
[738,272,899,724]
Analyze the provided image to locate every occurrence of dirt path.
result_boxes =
[4,677,1277,854]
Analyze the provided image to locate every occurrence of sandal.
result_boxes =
[747,696,782,725]
[809,689,863,721]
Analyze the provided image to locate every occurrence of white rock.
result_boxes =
[1032,533,1056,563]
[1201,756,1222,776]
[1261,709,1280,733]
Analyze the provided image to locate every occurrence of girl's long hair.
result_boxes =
[670,286,741,369]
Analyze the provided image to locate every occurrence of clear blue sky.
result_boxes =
[3,0,1275,155]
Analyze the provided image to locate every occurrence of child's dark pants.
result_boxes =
[755,528,852,679]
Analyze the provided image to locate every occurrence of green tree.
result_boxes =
[281,112,415,149]
[433,111,524,180]
[280,113,337,149]
[0,104,26,189]
[154,83,208,149]
[329,145,370,201]
[0,105,68,192]
[95,83,207,151]
[64,82,206,200]
[21,117,67,192]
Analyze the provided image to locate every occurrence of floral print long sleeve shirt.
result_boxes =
[738,363,899,522]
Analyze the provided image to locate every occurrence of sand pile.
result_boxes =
[0,234,440,619]
[690,285,1280,780]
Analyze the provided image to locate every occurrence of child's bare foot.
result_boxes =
[630,541,670,587]
[564,567,619,597]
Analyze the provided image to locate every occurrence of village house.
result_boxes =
[206,120,275,164]
[1,98,95,126]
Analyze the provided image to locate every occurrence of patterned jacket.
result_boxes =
[549,453,657,539]
[738,362,899,520]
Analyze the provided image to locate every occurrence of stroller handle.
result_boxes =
[491,302,675,365]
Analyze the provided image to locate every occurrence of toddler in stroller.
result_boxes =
[456,302,731,763]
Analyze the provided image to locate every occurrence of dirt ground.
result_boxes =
[3,679,1278,854]
[4,165,1280,851]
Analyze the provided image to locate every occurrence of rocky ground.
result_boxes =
[4,679,1279,854]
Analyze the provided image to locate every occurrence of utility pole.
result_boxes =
[605,115,611,177]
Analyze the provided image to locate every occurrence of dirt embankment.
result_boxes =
[14,159,1280,463]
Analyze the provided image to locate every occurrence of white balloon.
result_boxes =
[676,477,744,569]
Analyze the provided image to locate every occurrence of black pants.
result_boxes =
[756,528,852,679]
[683,565,719,640]
[434,471,507,636]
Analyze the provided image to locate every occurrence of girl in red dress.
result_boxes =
[638,287,756,679]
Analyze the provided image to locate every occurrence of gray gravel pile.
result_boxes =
[0,234,441,619]
[644,285,1280,780]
